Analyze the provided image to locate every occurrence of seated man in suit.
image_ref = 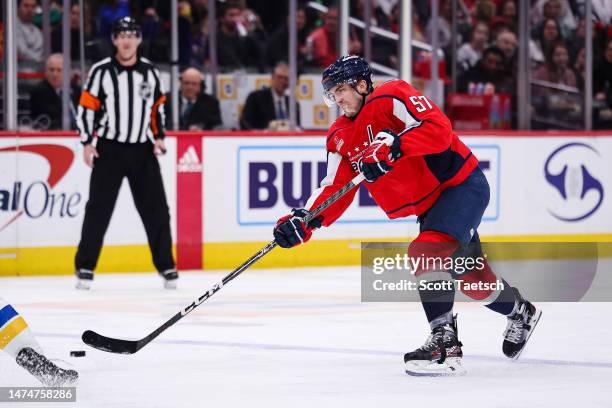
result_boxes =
[167,67,222,130]
[240,62,300,130]
[29,53,79,130]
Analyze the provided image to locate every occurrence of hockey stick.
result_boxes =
[82,172,366,354]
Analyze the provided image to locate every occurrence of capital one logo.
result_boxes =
[0,144,78,232]
[544,142,604,222]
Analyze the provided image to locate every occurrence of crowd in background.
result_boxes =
[1,0,612,129]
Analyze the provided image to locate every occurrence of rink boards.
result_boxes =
[1,131,611,275]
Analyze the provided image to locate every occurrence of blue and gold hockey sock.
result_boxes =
[0,299,43,359]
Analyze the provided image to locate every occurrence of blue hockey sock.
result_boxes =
[419,280,456,328]
[485,280,519,316]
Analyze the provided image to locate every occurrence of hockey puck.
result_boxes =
[70,350,86,357]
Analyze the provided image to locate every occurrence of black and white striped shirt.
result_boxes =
[76,57,166,145]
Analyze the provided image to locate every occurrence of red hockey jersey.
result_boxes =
[305,79,478,226]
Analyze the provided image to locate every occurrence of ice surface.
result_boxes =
[1,266,611,408]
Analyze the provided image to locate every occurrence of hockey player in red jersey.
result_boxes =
[273,56,541,376]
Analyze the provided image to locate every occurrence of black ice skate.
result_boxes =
[75,268,93,290]
[16,347,78,387]
[160,269,178,289]
[404,314,466,376]
[503,291,542,359]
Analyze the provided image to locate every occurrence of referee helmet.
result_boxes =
[111,17,141,39]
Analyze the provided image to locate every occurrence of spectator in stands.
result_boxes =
[532,0,576,34]
[426,0,453,49]
[568,18,587,61]
[41,0,64,28]
[594,38,612,106]
[494,28,518,79]
[0,22,4,60]
[473,0,497,26]
[489,17,512,40]
[530,18,563,66]
[457,20,490,73]
[134,1,192,66]
[495,29,518,62]
[458,46,514,94]
[246,0,289,34]
[352,0,392,30]
[592,0,612,26]
[216,1,264,70]
[574,47,585,90]
[489,18,512,44]
[240,62,300,130]
[404,7,426,42]
[177,1,195,68]
[190,0,209,27]
[412,0,430,28]
[51,3,90,61]
[533,42,577,87]
[351,0,397,67]
[532,40,580,129]
[266,6,309,68]
[243,8,268,48]
[307,7,361,68]
[97,0,131,42]
[389,4,426,68]
[29,54,79,130]
[538,0,562,22]
[16,0,44,69]
[190,17,209,69]
[138,5,172,64]
[531,0,575,41]
[166,68,222,130]
[594,38,612,128]
[499,0,517,30]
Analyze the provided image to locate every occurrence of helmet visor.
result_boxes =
[322,88,337,107]
[321,78,357,108]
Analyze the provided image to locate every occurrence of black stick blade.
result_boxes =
[82,330,140,354]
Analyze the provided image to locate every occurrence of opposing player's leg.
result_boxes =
[74,140,126,289]
[0,299,78,386]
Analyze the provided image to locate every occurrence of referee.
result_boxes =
[74,17,178,290]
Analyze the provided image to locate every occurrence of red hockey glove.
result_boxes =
[358,129,403,183]
[273,208,322,248]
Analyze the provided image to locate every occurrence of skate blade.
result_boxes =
[512,309,542,361]
[75,279,91,290]
[163,280,177,290]
[405,357,467,377]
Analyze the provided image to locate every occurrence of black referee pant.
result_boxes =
[75,138,175,273]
